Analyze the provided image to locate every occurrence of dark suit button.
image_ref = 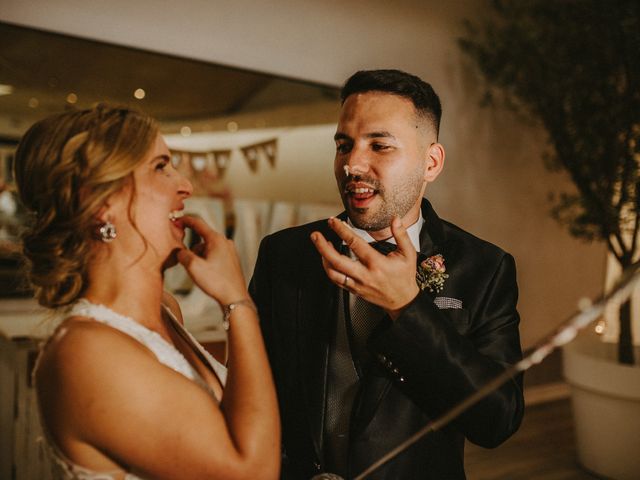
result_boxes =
[377,353,387,363]
[399,376,405,382]
[392,367,400,374]
[314,462,321,471]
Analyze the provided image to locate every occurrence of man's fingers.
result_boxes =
[311,230,365,279]
[390,216,416,260]
[321,256,361,291]
[326,217,379,264]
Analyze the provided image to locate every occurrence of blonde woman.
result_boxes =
[15,105,280,479]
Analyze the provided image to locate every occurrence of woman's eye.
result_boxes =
[155,161,169,171]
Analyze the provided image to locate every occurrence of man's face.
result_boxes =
[334,91,432,236]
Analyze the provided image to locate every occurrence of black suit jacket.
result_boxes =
[249,199,524,479]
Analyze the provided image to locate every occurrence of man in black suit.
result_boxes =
[250,69,524,479]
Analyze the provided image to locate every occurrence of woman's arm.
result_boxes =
[175,215,281,478]
[38,215,280,479]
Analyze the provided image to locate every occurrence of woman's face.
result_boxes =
[109,134,193,264]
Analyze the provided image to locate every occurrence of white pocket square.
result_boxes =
[434,297,463,310]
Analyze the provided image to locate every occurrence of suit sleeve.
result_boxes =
[249,235,275,367]
[368,252,524,448]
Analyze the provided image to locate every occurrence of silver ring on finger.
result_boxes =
[343,274,350,288]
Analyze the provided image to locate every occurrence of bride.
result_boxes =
[14,104,280,479]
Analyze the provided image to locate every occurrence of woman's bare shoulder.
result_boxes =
[34,315,224,472]
[36,316,157,391]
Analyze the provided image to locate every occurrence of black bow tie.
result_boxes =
[369,241,397,256]
[371,241,429,269]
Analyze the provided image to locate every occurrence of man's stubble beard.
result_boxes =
[341,164,426,232]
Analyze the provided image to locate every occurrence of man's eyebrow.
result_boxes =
[365,131,395,139]
[334,131,396,141]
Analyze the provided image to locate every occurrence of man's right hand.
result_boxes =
[311,216,420,320]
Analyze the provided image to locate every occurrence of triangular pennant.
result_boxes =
[242,147,259,173]
[263,139,277,168]
[214,151,231,178]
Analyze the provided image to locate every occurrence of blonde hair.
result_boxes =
[14,104,158,308]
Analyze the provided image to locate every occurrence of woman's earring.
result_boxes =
[99,221,117,243]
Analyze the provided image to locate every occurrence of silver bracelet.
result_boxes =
[222,299,256,330]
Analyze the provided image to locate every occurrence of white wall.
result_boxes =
[0,0,607,349]
[0,0,476,87]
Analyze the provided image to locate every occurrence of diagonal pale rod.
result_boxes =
[350,261,640,480]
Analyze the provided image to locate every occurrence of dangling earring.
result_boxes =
[99,221,117,243]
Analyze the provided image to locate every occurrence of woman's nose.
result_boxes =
[177,171,193,198]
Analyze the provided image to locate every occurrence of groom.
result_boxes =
[250,69,524,479]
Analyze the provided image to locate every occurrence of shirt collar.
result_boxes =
[345,215,423,251]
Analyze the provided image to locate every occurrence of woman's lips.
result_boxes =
[172,218,185,231]
[169,210,186,231]
[168,210,184,222]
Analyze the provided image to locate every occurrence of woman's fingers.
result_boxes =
[176,248,197,268]
[180,215,219,244]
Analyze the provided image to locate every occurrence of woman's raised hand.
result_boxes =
[176,215,248,305]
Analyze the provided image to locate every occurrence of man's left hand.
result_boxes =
[311,216,420,320]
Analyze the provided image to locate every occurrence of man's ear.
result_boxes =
[424,142,445,183]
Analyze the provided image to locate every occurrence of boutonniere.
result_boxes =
[416,253,449,293]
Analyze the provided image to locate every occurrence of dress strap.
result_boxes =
[162,305,228,386]
[69,299,207,387]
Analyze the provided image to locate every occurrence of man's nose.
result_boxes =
[345,145,370,176]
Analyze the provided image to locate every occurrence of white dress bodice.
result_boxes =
[38,299,227,480]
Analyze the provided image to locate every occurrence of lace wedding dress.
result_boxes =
[36,298,227,480]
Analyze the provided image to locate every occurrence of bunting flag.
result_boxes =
[243,147,259,173]
[241,138,278,171]
[214,151,232,177]
[169,138,278,179]
[264,140,277,168]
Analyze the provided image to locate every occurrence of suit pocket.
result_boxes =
[442,308,470,335]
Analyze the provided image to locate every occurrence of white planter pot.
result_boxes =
[563,333,640,480]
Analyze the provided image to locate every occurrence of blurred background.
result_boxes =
[2,1,637,478]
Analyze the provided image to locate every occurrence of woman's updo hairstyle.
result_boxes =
[14,104,158,308]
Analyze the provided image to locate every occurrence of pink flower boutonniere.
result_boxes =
[416,253,449,293]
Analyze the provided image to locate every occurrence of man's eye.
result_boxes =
[336,143,351,154]
[372,143,391,151]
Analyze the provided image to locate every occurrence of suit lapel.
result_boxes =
[298,217,343,461]
[420,197,445,257]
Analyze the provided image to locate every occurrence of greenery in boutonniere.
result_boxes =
[416,254,449,293]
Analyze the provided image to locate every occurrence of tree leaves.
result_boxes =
[460,0,640,267]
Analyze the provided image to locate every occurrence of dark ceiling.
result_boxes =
[0,22,339,135]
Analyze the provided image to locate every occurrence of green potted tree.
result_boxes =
[459,1,640,478]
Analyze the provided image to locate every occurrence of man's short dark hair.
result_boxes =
[340,69,442,136]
